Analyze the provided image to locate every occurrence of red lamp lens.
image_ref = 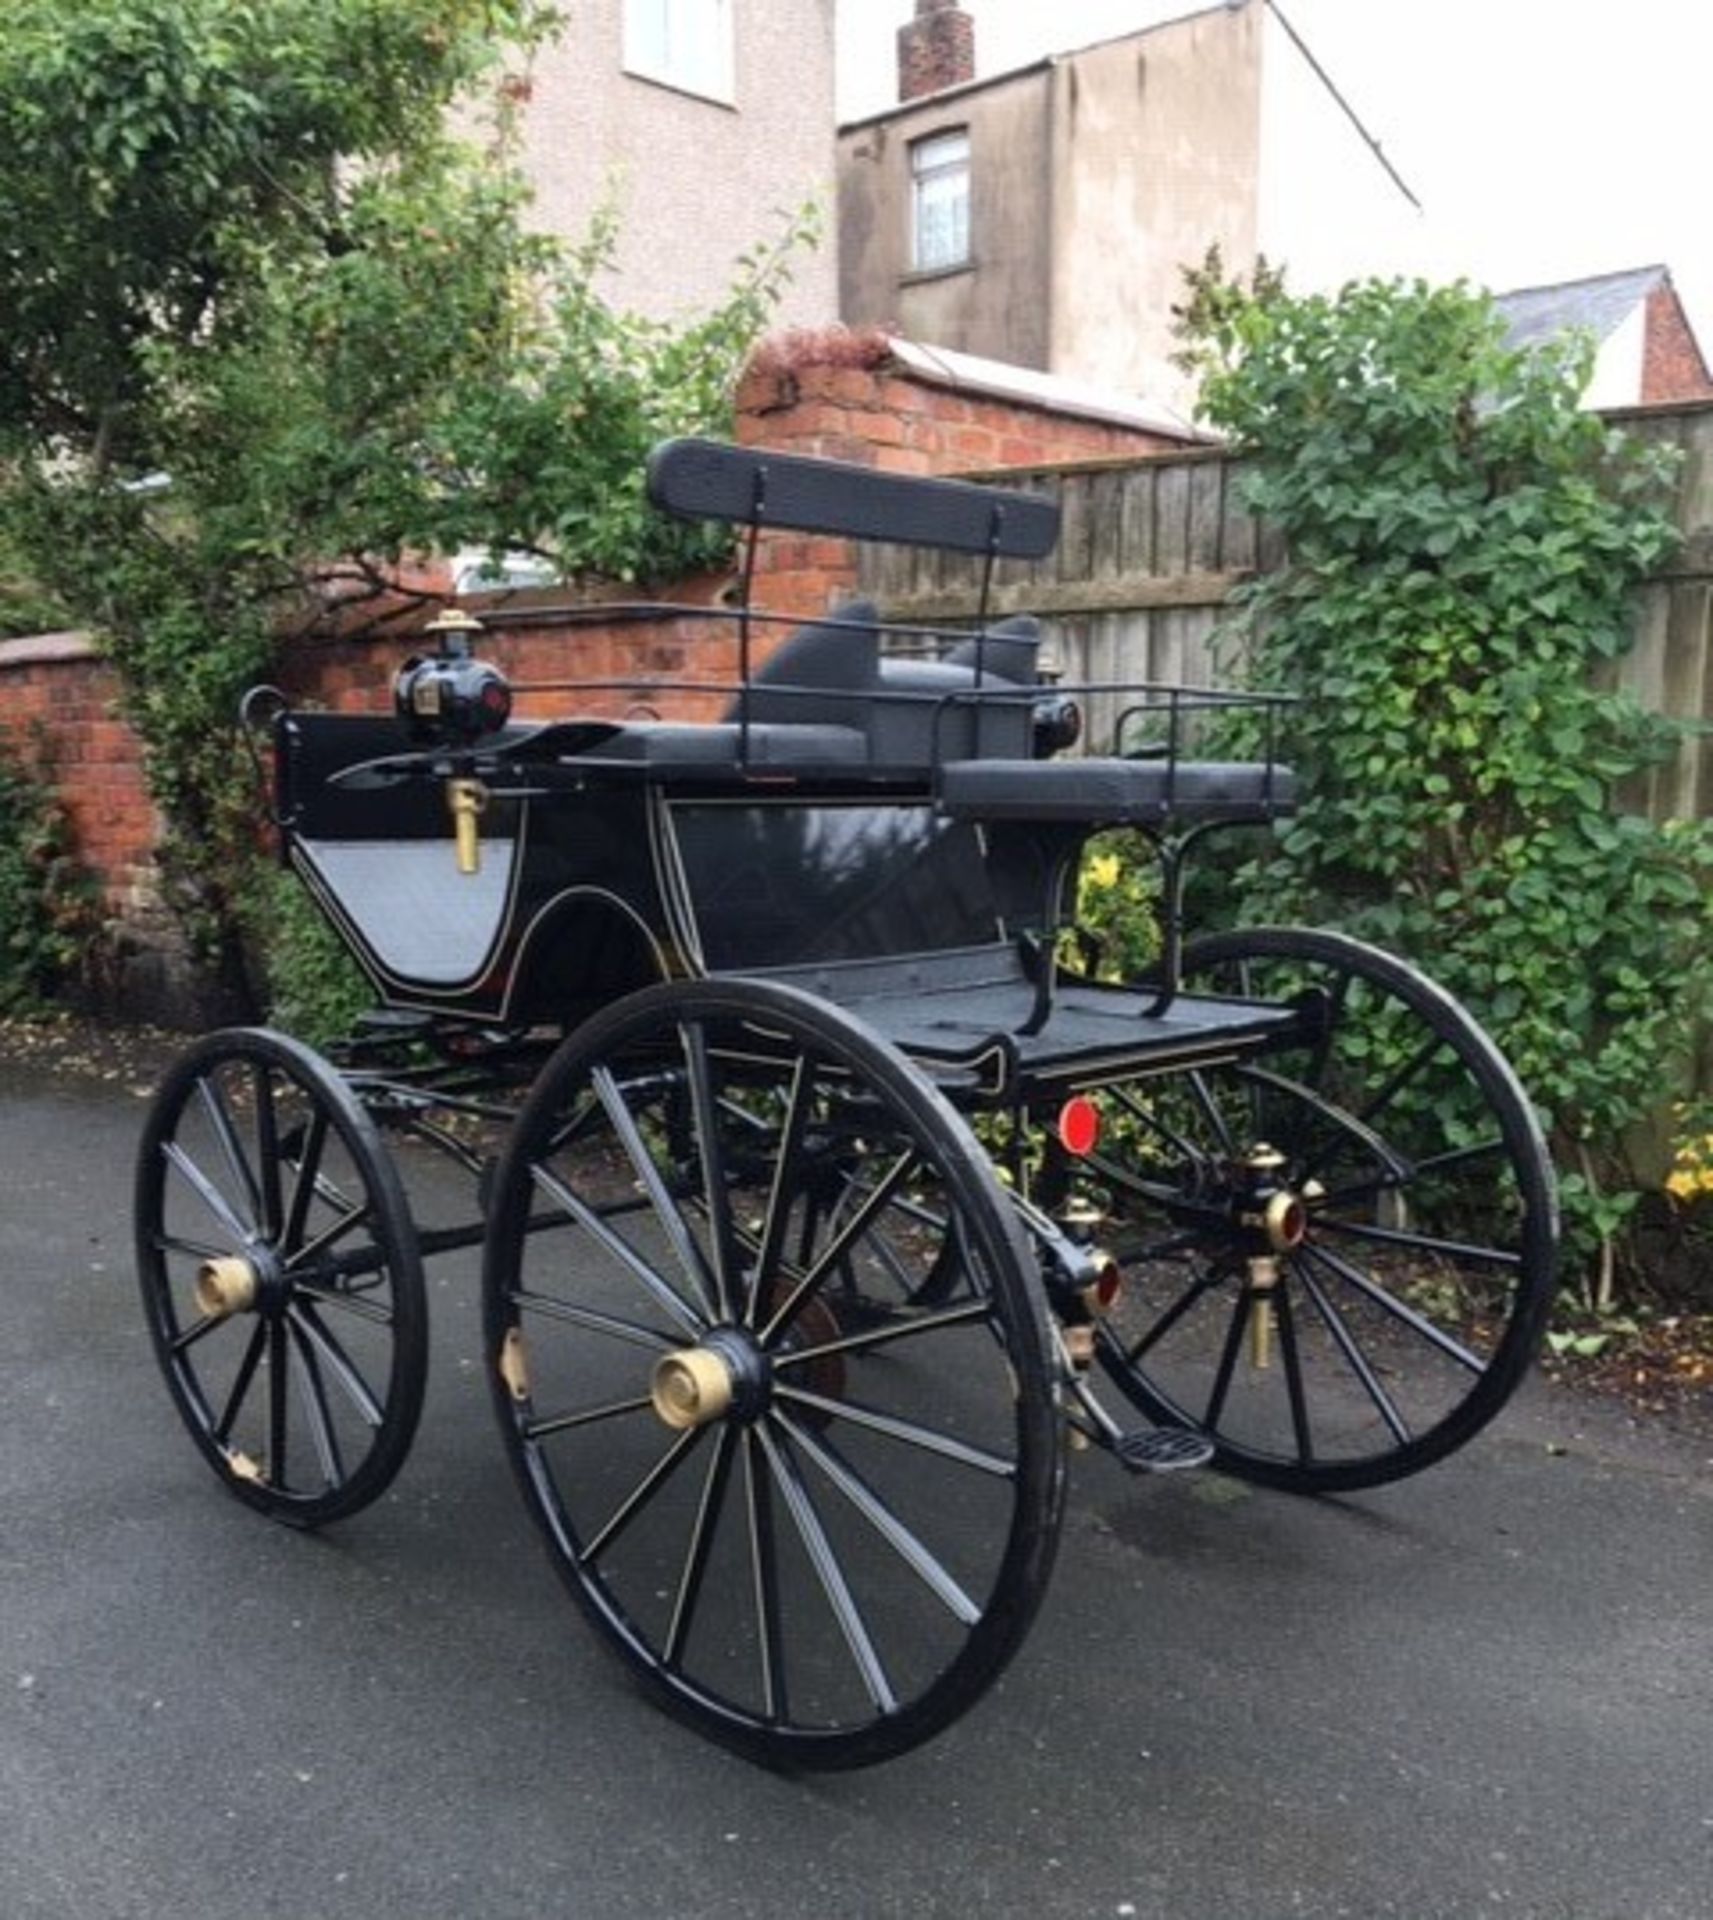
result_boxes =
[1058,1096,1100,1157]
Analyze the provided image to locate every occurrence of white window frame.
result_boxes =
[910,127,970,274]
[623,0,735,105]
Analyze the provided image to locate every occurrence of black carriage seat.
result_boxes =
[937,755,1296,828]
[577,719,869,771]
[715,599,1042,768]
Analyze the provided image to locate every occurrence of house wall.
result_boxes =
[1584,305,1648,412]
[1642,287,1713,404]
[1255,6,1423,296]
[513,0,837,328]
[837,68,1054,370]
[1046,6,1263,422]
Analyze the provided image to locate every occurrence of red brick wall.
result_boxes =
[0,634,157,919]
[735,328,1181,617]
[1642,286,1713,404]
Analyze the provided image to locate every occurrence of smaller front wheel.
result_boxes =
[135,1028,428,1527]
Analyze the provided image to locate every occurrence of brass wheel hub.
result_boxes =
[195,1255,258,1319]
[648,1326,774,1431]
[1238,1143,1312,1253]
[650,1346,736,1431]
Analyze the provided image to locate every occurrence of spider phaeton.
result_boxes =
[135,436,1558,1767]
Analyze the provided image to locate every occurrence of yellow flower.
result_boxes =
[1666,1169,1697,1201]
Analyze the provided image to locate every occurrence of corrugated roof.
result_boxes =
[1494,265,1666,352]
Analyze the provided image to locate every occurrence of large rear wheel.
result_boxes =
[482,978,1064,1768]
[1087,929,1558,1493]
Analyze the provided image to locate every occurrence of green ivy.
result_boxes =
[246,865,374,1049]
[0,729,93,1011]
[1176,263,1713,1305]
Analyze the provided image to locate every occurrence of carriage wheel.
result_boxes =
[1087,928,1558,1493]
[135,1028,427,1527]
[482,978,1064,1769]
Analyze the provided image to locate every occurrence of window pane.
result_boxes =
[624,0,732,100]
[911,130,969,272]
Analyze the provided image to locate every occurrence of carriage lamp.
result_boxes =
[394,608,514,746]
[1032,692,1082,757]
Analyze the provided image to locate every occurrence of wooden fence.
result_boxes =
[860,401,1713,818]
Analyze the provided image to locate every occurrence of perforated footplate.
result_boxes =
[1114,1427,1216,1473]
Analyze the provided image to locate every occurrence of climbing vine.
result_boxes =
[0,729,92,1011]
[1174,262,1713,1304]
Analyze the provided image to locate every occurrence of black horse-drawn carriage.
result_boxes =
[134,439,1558,1767]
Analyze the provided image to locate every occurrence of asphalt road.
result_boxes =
[3,1053,1710,1920]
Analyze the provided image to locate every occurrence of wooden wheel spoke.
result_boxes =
[769,1297,991,1368]
[510,1288,677,1355]
[743,1431,787,1725]
[267,1318,290,1487]
[771,1383,1017,1479]
[580,1426,703,1564]
[758,1146,918,1345]
[592,1064,719,1319]
[288,1319,346,1490]
[1299,1240,1486,1375]
[529,1161,704,1337]
[162,1140,252,1246]
[252,1065,284,1239]
[195,1074,262,1235]
[756,1422,896,1717]
[1271,1280,1315,1468]
[681,1022,740,1321]
[289,1300,384,1429]
[774,1408,981,1625]
[214,1319,269,1443]
[1295,1258,1413,1447]
[524,1393,654,1442]
[1314,1213,1521,1271]
[281,1109,329,1257]
[664,1427,739,1670]
[745,1053,815,1327]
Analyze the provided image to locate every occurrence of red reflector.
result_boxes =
[1058,1096,1100,1156]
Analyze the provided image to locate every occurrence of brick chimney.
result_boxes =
[898,0,975,103]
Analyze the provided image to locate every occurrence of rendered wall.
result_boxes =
[514,0,837,328]
[838,68,1054,371]
[1254,6,1423,300]
[1046,6,1262,422]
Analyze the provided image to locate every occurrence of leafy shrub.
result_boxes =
[1176,265,1713,1305]
[0,729,92,1010]
[245,865,374,1051]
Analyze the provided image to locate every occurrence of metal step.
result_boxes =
[1113,1426,1216,1473]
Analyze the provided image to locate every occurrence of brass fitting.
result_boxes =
[447,777,488,875]
[1247,1254,1280,1370]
